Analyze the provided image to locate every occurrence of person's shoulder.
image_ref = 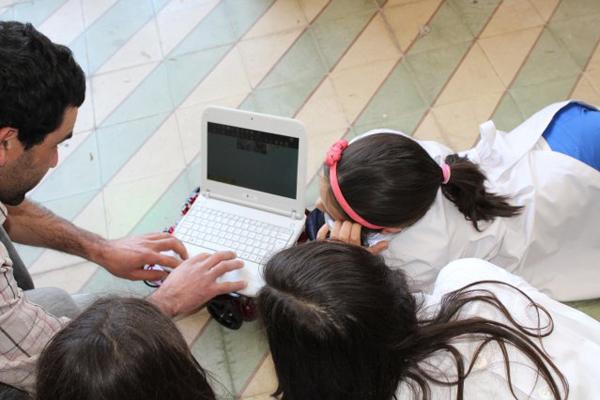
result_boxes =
[433,258,530,296]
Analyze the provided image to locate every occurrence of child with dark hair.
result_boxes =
[258,241,600,400]
[36,297,217,400]
[315,101,600,301]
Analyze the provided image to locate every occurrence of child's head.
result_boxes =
[258,241,567,400]
[258,240,418,399]
[319,133,522,231]
[36,297,216,400]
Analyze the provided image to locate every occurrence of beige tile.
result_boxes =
[571,75,600,105]
[431,94,500,151]
[384,0,443,51]
[111,114,186,185]
[181,47,252,109]
[103,170,181,239]
[529,0,561,21]
[481,0,545,38]
[412,112,450,148]
[246,0,308,39]
[298,0,330,22]
[330,59,399,122]
[296,77,350,140]
[175,309,211,345]
[32,262,99,294]
[239,28,306,88]
[96,21,163,74]
[92,62,158,125]
[435,43,505,105]
[240,355,278,398]
[29,250,86,275]
[156,0,221,55]
[479,27,542,87]
[74,80,95,134]
[334,13,402,72]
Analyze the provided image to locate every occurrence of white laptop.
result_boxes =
[173,106,307,297]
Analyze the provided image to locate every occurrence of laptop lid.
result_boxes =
[200,106,307,218]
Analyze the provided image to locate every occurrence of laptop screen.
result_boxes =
[207,122,299,199]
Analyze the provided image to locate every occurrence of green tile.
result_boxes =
[552,0,600,22]
[256,31,328,89]
[509,76,580,118]
[567,299,600,321]
[356,108,428,136]
[447,0,501,37]
[549,14,600,69]
[405,42,471,104]
[191,320,269,397]
[408,1,474,54]
[80,267,154,297]
[226,0,281,38]
[491,93,525,132]
[242,77,320,117]
[354,63,427,128]
[311,9,376,68]
[318,0,376,21]
[96,114,169,184]
[511,28,581,88]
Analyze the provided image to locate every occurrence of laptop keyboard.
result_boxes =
[176,206,294,264]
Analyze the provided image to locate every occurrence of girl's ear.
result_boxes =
[382,227,402,233]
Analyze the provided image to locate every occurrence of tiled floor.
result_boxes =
[3,0,600,398]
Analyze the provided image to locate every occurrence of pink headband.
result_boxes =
[324,139,384,230]
[441,163,451,184]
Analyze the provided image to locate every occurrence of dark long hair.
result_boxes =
[324,133,522,231]
[258,241,568,400]
[36,297,216,400]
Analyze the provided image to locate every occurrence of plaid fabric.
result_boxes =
[0,204,65,394]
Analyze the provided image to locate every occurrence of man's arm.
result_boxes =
[4,199,105,260]
[3,199,186,281]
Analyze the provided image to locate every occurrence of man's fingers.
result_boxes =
[200,251,237,270]
[209,259,244,279]
[349,223,362,245]
[316,223,330,240]
[368,240,389,255]
[215,280,247,295]
[151,237,189,260]
[154,253,183,269]
[131,268,168,281]
[143,232,172,241]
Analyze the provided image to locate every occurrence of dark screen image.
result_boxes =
[207,122,299,199]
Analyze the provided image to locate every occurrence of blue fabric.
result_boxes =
[542,102,600,171]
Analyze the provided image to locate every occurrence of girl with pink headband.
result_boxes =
[314,101,600,302]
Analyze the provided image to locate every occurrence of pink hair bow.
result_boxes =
[325,139,349,166]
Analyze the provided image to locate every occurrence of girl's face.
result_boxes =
[316,174,345,222]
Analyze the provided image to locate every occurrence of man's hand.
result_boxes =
[148,251,247,316]
[91,233,189,281]
[316,220,389,255]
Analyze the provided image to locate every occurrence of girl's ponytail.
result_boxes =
[441,154,522,231]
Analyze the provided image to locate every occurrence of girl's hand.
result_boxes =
[316,221,389,255]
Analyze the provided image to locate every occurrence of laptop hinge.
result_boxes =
[202,190,302,219]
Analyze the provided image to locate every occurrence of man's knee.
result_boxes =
[24,287,82,319]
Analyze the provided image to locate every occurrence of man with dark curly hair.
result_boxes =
[0,22,246,398]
